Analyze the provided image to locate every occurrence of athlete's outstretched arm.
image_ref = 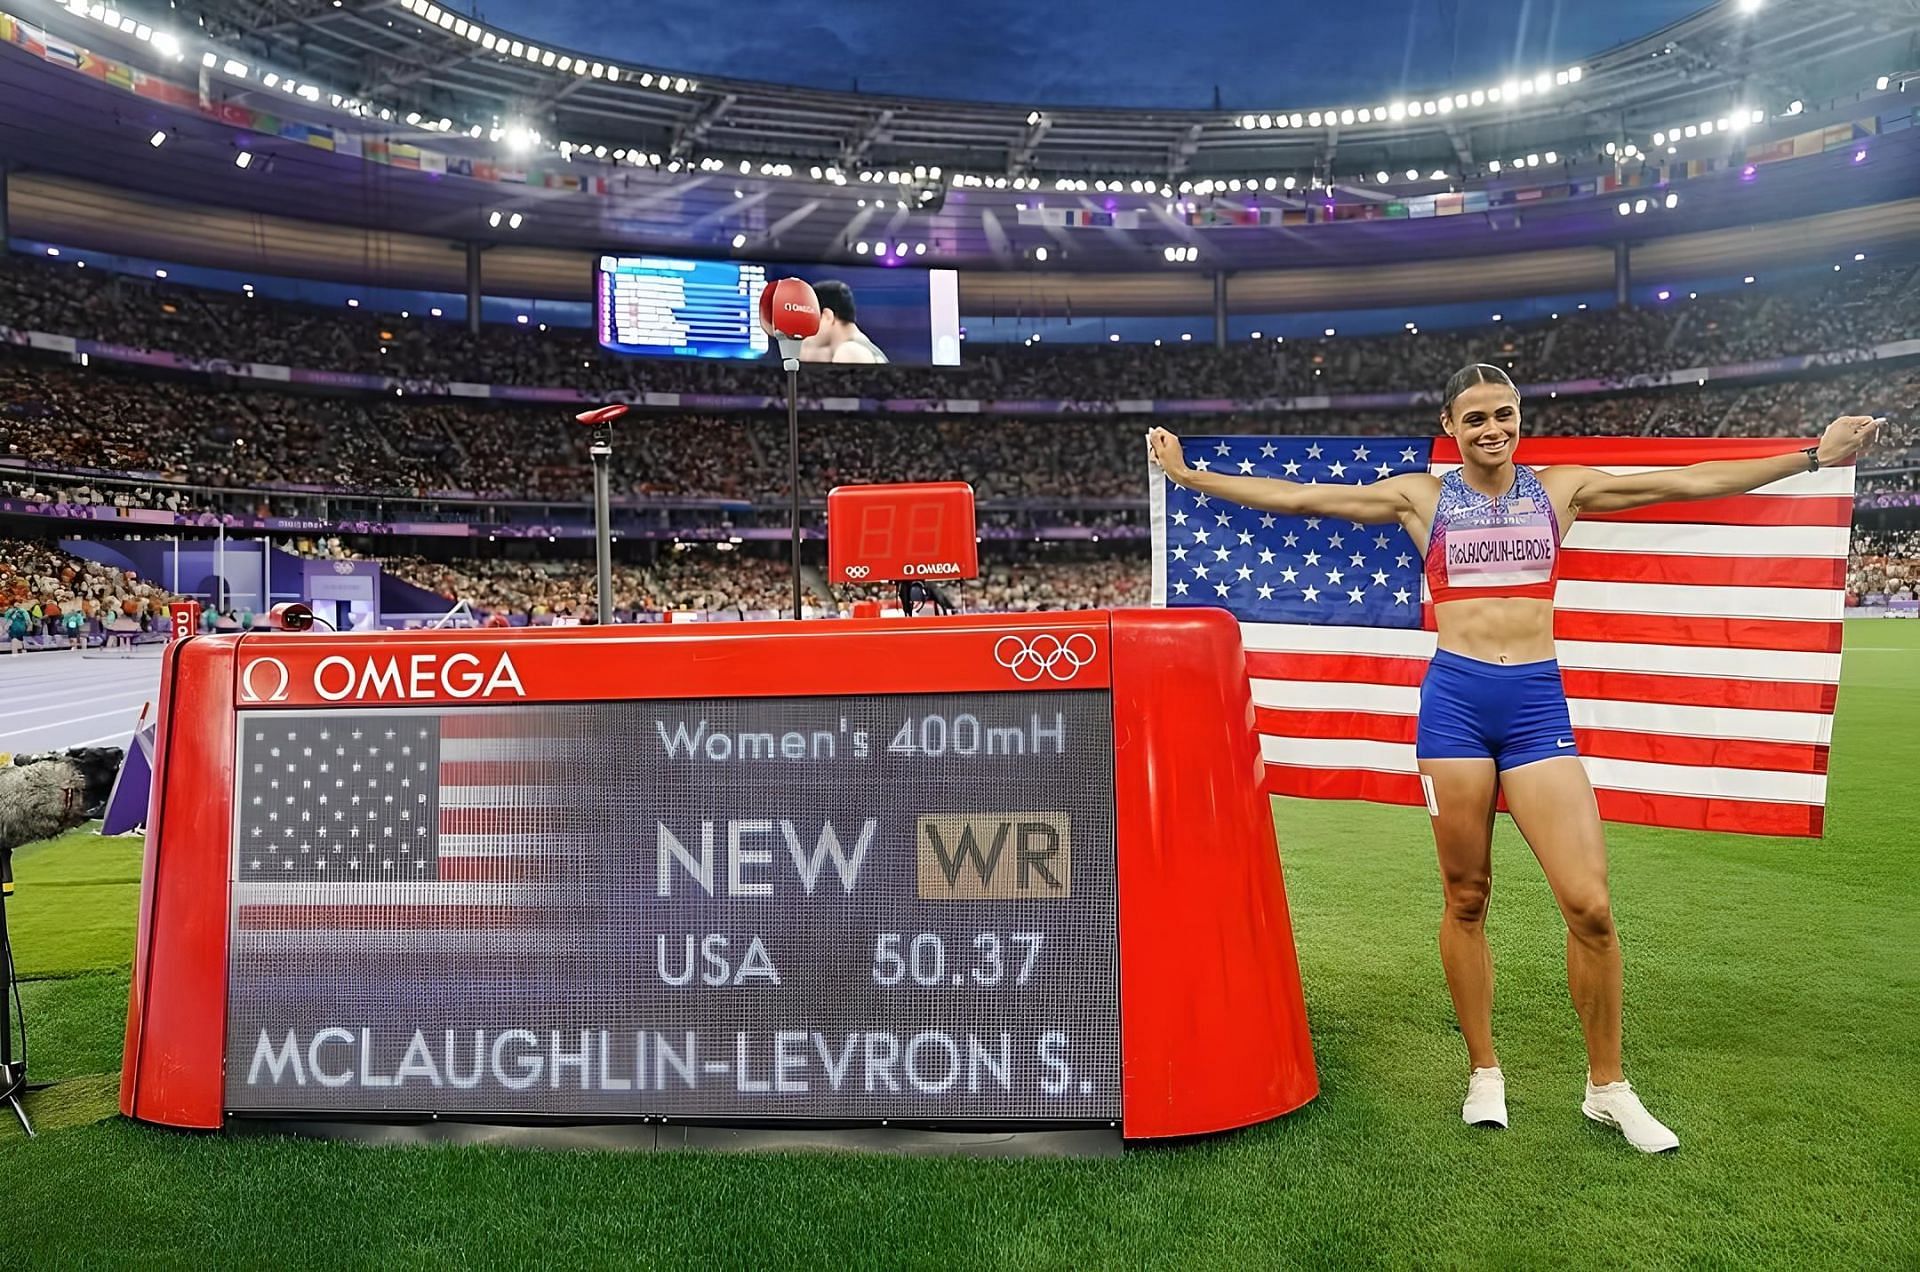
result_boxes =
[1148,428,1423,526]
[1563,415,1883,514]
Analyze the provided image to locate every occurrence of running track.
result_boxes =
[0,649,164,757]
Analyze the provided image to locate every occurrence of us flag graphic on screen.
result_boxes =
[238,717,443,881]
[1150,434,1854,838]
[232,711,593,943]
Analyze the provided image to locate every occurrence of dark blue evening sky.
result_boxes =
[468,0,1702,108]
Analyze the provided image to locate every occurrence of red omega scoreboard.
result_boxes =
[120,611,1317,1148]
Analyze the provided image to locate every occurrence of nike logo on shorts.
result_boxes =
[1556,739,1576,749]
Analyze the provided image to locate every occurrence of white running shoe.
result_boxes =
[1582,1079,1679,1153]
[1462,1066,1508,1128]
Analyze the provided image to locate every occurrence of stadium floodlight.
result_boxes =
[155,269,167,278]
[1568,65,1583,82]
[152,31,180,57]
[1356,108,1371,123]
[1324,327,1336,336]
[509,213,523,229]
[263,72,280,88]
[1469,89,1485,106]
[1855,252,1866,261]
[855,242,869,255]
[1526,153,1540,166]
[1406,168,1419,181]
[1282,176,1296,189]
[1787,100,1803,114]
[202,51,216,67]
[147,129,167,147]
[1618,201,1631,216]
[1109,333,1120,342]
[1308,111,1323,127]
[1544,151,1557,163]
[488,211,502,227]
[234,151,253,169]
[1034,246,1049,262]
[895,242,909,257]
[1339,109,1356,125]
[1430,169,1447,180]
[1437,97,1454,114]
[1652,132,1665,146]
[1738,0,1761,11]
[1389,102,1407,120]
[1634,198,1648,213]
[430,307,443,317]
[1664,192,1678,209]
[1488,160,1501,172]
[346,298,359,307]
[914,243,926,255]
[1375,170,1389,183]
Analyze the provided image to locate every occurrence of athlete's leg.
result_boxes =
[1497,756,1622,1083]
[1419,757,1501,1071]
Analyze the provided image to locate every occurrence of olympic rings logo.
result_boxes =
[844,565,870,579]
[993,633,1097,683]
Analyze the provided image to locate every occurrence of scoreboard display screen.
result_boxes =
[225,691,1117,1123]
[594,255,962,365]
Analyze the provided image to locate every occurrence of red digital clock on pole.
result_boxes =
[826,482,979,585]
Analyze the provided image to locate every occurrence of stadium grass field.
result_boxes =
[3,621,1914,1269]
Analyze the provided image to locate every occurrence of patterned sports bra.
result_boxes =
[1422,465,1563,605]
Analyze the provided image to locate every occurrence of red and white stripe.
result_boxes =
[1247,437,1853,838]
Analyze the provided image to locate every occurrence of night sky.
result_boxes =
[473,0,1701,108]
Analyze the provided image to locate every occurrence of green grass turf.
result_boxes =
[1,621,1914,1268]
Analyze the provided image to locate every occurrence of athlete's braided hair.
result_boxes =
[1441,363,1519,414]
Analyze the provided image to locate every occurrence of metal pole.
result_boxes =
[1615,242,1630,309]
[785,359,803,620]
[590,428,613,626]
[465,242,483,337]
[1212,271,1228,349]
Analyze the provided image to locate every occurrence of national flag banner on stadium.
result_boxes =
[1149,435,1854,838]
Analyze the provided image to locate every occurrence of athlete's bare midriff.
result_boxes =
[1432,596,1559,664]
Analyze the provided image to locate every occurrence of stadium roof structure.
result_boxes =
[191,0,1912,180]
[1,0,1916,296]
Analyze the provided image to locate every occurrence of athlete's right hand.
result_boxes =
[1147,428,1190,483]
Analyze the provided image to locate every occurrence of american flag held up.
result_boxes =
[1150,434,1855,838]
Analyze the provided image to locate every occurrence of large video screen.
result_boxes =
[225,693,1117,1122]
[595,255,961,366]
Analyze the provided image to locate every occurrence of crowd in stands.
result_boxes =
[3,351,1911,509]
[375,546,1146,618]
[3,247,1915,624]
[1,251,1913,402]
[0,536,179,647]
[1846,529,1920,604]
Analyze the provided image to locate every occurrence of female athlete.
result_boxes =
[1148,364,1882,1153]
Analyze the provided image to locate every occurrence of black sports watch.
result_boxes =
[1804,446,1821,473]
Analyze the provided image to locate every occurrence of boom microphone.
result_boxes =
[758,278,821,365]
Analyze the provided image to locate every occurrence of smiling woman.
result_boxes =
[1145,376,1882,1153]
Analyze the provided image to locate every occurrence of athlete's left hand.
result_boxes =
[1815,415,1885,466]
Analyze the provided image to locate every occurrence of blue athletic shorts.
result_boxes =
[1415,648,1577,771]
